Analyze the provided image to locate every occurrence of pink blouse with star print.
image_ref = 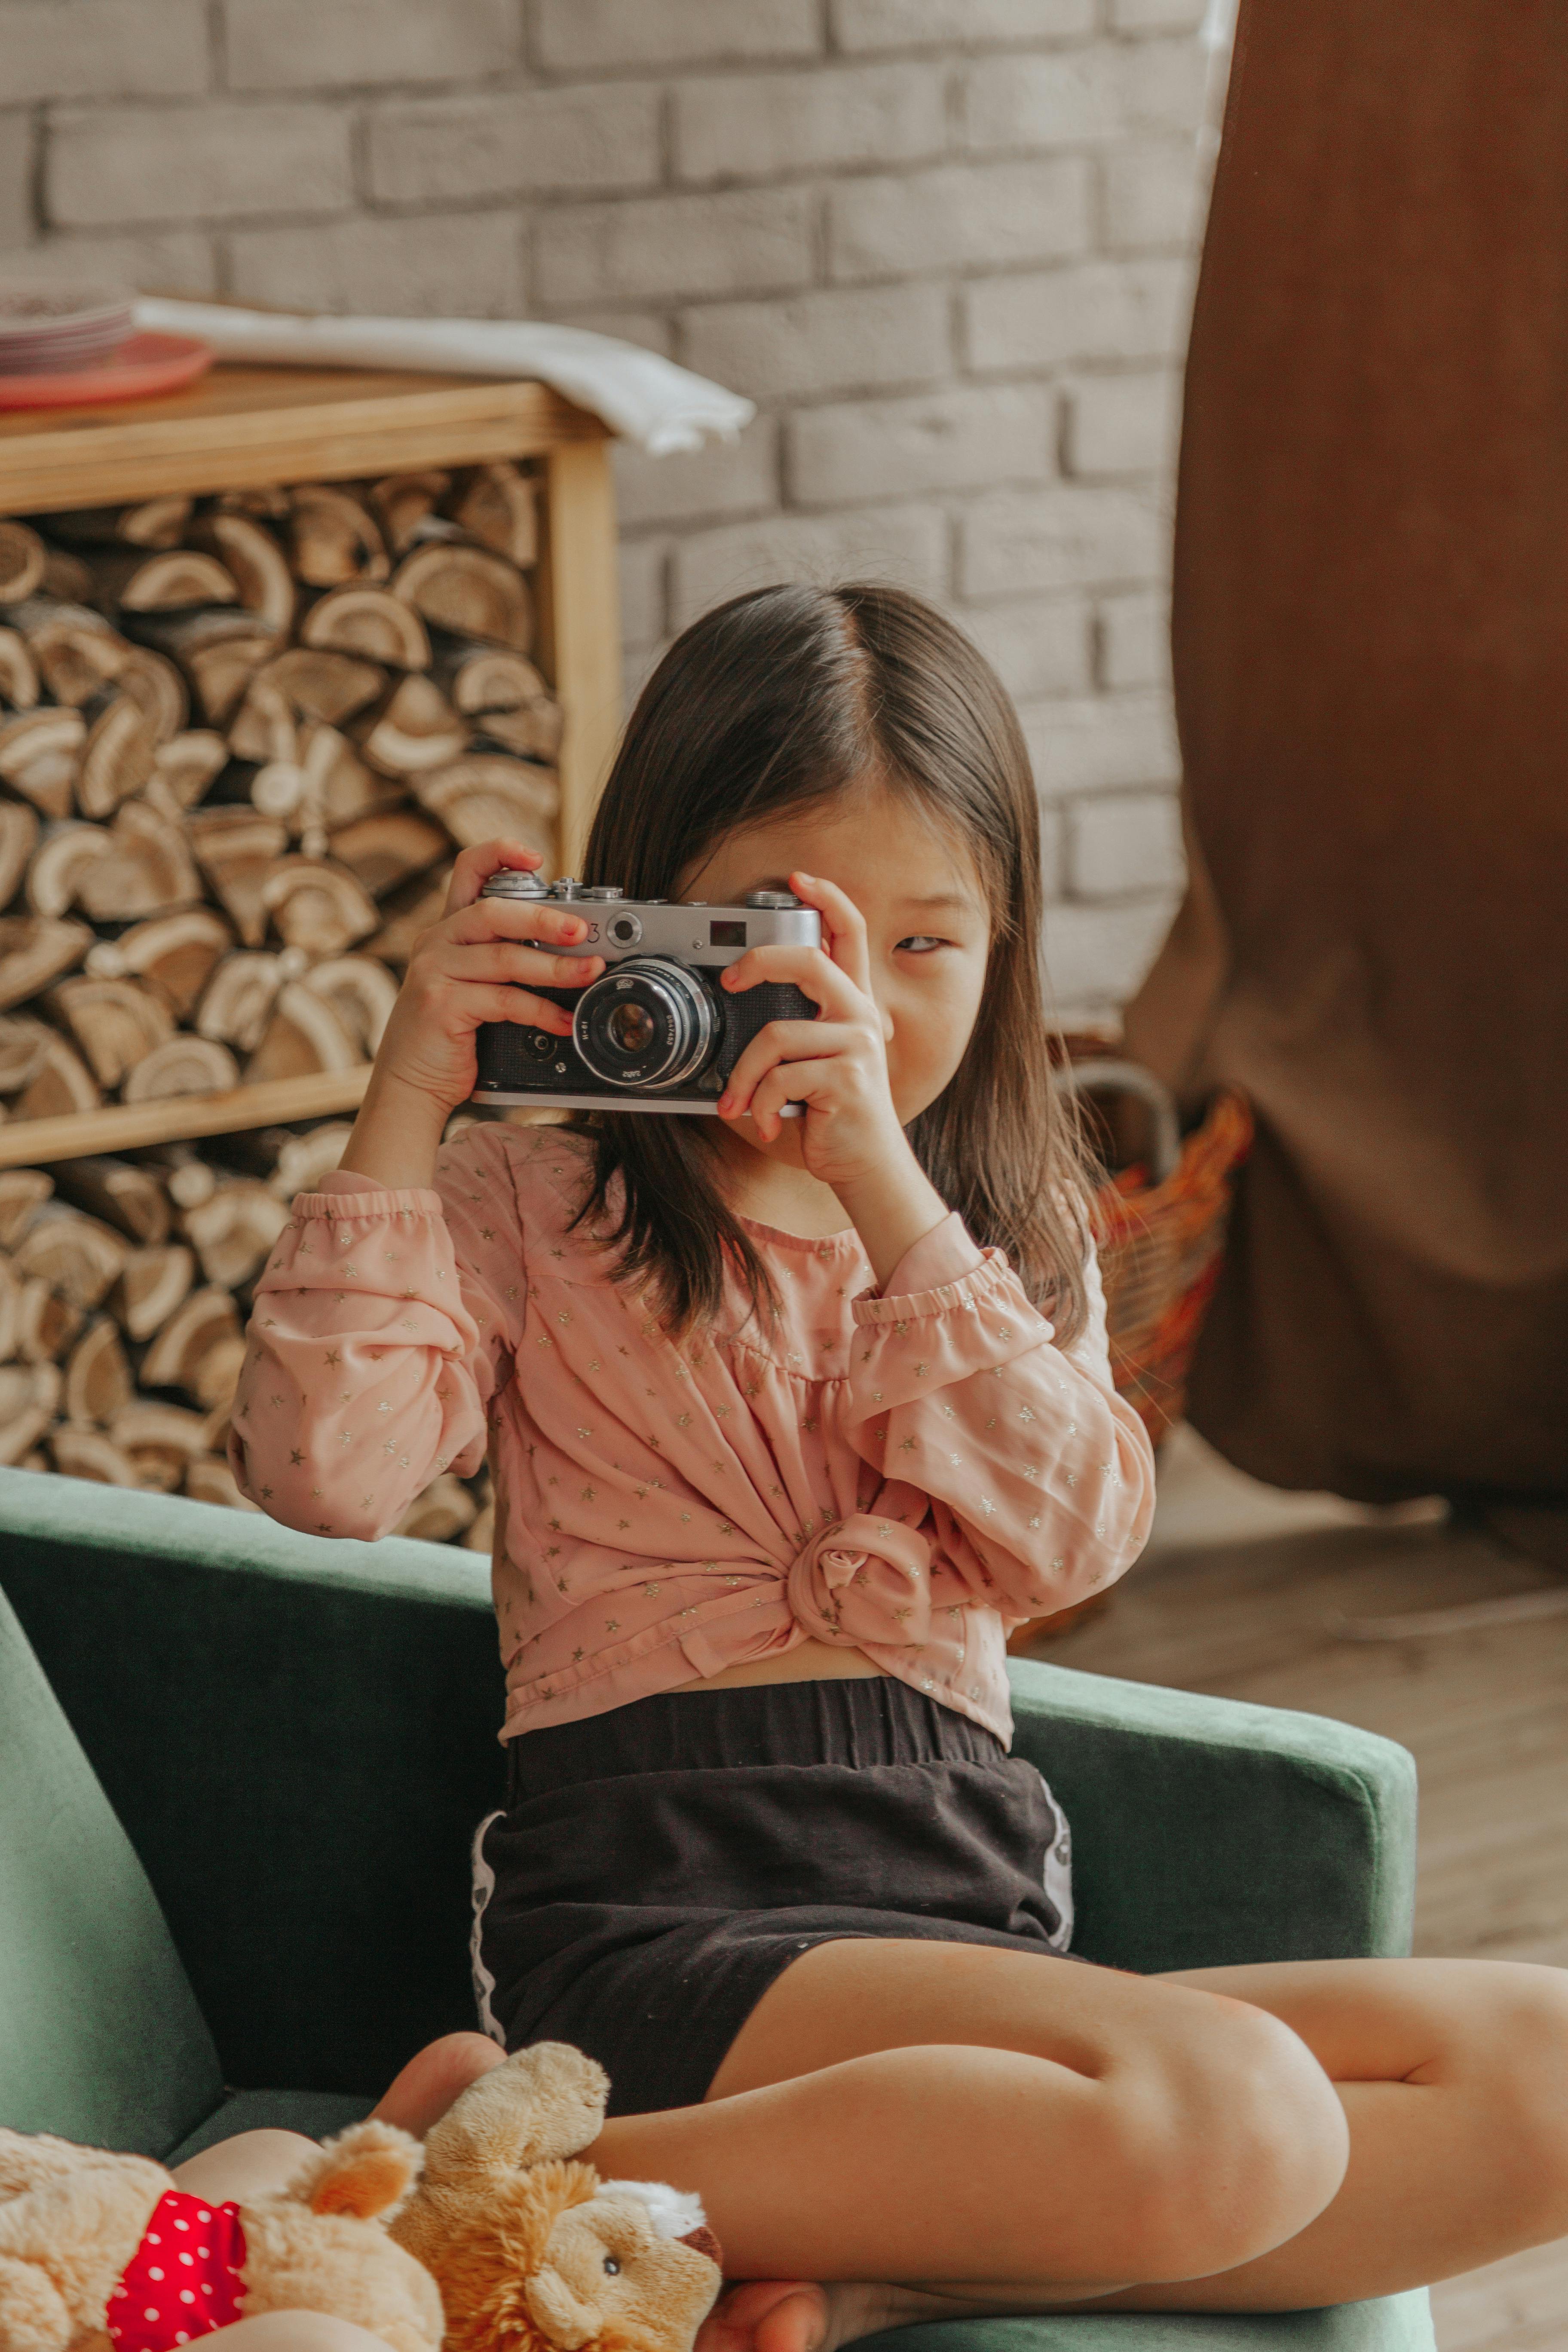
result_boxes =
[230,1123,1155,1747]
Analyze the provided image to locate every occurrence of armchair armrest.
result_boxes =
[1007,1657,1417,1973]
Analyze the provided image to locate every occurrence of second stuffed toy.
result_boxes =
[392,2043,724,2352]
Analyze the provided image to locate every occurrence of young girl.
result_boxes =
[219,585,1568,2350]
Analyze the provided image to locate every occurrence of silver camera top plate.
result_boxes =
[478,873,821,967]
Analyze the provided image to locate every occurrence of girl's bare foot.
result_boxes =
[370,2030,506,2136]
[698,2280,955,2352]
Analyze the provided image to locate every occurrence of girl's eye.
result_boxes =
[897,935,944,954]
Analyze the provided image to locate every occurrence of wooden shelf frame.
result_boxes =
[0,360,623,1172]
[0,1068,373,1171]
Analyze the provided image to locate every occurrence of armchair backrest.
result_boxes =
[0,1583,223,2156]
[0,1467,507,2103]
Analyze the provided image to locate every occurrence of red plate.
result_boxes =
[0,331,213,411]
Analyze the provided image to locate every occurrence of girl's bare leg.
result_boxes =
[588,1942,1568,2347]
[597,1941,1350,2303]
[207,2320,396,2351]
[173,2130,317,2205]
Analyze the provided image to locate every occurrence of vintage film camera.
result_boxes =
[470,869,821,1115]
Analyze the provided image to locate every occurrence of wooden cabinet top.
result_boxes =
[0,363,607,515]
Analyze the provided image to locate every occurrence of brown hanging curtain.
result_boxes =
[1124,0,1568,1505]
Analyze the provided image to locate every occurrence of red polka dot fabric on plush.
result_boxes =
[107,2190,248,2350]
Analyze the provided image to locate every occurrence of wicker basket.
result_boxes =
[1093,1085,1254,1450]
[1005,1068,1254,1653]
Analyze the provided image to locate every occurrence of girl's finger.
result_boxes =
[440,941,603,994]
[718,1020,855,1117]
[745,1056,840,1141]
[789,870,874,995]
[444,896,592,952]
[443,839,547,917]
[447,982,569,1032]
[720,942,864,1020]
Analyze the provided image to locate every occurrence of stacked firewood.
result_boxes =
[0,466,557,1115]
[0,462,559,1547]
[0,1118,494,1550]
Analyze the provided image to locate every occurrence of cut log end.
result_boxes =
[140,1283,242,1407]
[63,1314,134,1425]
[90,546,240,616]
[303,584,430,671]
[393,542,532,654]
[259,855,379,960]
[0,626,41,712]
[0,1361,62,1463]
[46,975,174,1091]
[355,671,463,777]
[193,511,296,633]
[247,979,359,1084]
[179,1176,287,1289]
[11,1033,101,1123]
[121,1034,241,1105]
[15,1206,129,1311]
[330,807,449,900]
[0,916,92,1014]
[290,486,390,589]
[114,1241,195,1342]
[448,464,539,569]
[0,1167,52,1250]
[86,908,233,1023]
[0,706,88,820]
[52,1155,171,1246]
[0,521,47,606]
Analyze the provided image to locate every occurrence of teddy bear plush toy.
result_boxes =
[389,2043,725,2352]
[0,2044,724,2352]
[0,2117,443,2352]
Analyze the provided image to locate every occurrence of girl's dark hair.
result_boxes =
[566,582,1090,1345]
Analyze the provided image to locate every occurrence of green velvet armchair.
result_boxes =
[0,1466,1435,2352]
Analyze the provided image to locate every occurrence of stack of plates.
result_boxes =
[0,284,135,374]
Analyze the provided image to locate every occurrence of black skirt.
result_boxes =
[471,1675,1077,2118]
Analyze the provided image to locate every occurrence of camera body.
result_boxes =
[470,870,821,1115]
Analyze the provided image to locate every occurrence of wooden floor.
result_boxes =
[1033,1428,1568,2351]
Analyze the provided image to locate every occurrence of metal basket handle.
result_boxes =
[1054,1057,1182,1188]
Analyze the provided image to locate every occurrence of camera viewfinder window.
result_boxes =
[710,920,747,946]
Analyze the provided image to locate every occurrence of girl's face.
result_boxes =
[677,784,992,1162]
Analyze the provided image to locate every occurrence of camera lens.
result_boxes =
[606,1000,656,1055]
[573,957,717,1090]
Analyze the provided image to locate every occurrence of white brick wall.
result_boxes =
[0,0,1225,1020]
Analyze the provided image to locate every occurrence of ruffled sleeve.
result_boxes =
[228,1126,527,1541]
[839,1225,1155,1626]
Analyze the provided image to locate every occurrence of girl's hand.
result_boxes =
[716,870,940,1216]
[372,841,604,1116]
[339,842,603,1191]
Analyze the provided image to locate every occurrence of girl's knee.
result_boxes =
[1115,2000,1349,2281]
